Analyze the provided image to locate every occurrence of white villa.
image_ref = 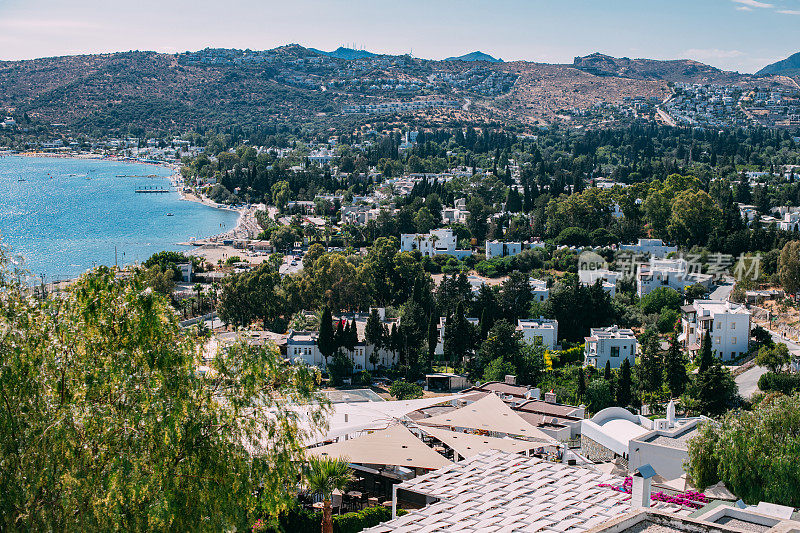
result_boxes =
[400,229,472,259]
[679,299,751,361]
[619,238,677,259]
[516,318,558,349]
[578,268,619,297]
[584,325,637,369]
[637,258,713,297]
[485,240,545,260]
[529,278,549,302]
[287,309,399,370]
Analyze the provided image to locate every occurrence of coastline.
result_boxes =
[4,151,264,269]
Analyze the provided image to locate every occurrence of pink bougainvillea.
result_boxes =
[598,477,708,509]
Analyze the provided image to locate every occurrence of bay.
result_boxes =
[0,156,239,281]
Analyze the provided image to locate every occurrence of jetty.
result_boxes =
[135,186,170,193]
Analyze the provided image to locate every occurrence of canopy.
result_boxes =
[301,395,463,445]
[307,424,452,470]
[417,393,554,442]
[419,425,547,459]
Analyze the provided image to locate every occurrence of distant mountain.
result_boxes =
[445,51,502,63]
[756,52,800,77]
[310,47,377,60]
[572,53,746,84]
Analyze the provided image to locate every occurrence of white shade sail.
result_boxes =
[417,393,555,442]
[307,424,452,470]
[419,425,549,458]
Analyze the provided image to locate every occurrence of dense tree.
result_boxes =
[0,266,327,531]
[756,342,791,373]
[218,261,282,328]
[687,393,800,506]
[778,241,800,295]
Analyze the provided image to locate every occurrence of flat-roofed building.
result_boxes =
[517,318,558,349]
[585,325,637,369]
[679,299,751,361]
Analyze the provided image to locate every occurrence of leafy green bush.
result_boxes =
[333,506,406,533]
[555,227,591,247]
[389,381,424,400]
[252,505,406,533]
[758,372,800,394]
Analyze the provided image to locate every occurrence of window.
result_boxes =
[715,337,721,344]
[610,346,620,358]
[731,323,736,330]
[732,337,737,344]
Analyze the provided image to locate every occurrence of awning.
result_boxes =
[419,425,549,458]
[306,424,452,470]
[417,393,554,442]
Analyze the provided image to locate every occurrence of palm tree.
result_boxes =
[305,456,352,533]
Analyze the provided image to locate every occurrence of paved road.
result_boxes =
[709,277,735,301]
[735,330,800,398]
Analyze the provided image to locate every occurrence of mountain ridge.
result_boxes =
[445,51,502,63]
[756,51,800,77]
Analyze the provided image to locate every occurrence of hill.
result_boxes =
[0,45,796,135]
[309,47,377,60]
[572,53,746,84]
[756,52,800,77]
[445,51,502,63]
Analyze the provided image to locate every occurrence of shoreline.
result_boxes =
[5,151,268,272]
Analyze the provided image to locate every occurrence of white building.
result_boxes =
[485,240,546,260]
[400,229,472,259]
[619,238,677,259]
[637,258,713,297]
[578,268,619,297]
[287,309,399,370]
[584,325,637,369]
[516,318,558,349]
[679,299,751,361]
[529,278,549,302]
[435,316,480,355]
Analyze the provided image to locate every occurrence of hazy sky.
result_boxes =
[0,0,798,73]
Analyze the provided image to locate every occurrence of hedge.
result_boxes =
[758,372,800,395]
[253,504,406,533]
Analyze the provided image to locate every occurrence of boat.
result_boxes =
[166,213,174,217]
[17,178,26,182]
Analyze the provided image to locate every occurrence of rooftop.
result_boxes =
[366,451,694,533]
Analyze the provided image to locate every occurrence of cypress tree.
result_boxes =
[577,368,586,401]
[427,314,438,369]
[617,358,633,407]
[699,332,713,372]
[604,360,612,381]
[318,305,335,363]
[664,333,689,397]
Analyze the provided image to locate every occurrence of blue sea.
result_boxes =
[0,156,239,281]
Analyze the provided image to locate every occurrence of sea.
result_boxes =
[0,156,240,282]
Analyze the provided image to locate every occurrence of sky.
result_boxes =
[0,0,798,73]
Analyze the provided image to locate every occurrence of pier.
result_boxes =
[135,186,171,193]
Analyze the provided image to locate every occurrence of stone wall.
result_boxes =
[581,435,618,462]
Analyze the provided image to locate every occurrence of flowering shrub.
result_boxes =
[598,477,708,509]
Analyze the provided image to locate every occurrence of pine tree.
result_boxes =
[617,358,633,407]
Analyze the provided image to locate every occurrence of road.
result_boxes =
[656,106,677,127]
[708,277,735,301]
[735,330,800,398]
